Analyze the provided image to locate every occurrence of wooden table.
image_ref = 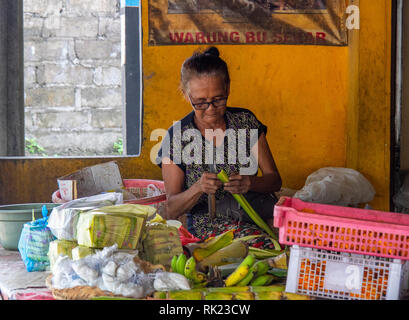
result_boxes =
[0,246,54,300]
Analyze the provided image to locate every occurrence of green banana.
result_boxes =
[184,256,207,284]
[170,255,178,272]
[225,254,256,287]
[252,260,270,277]
[267,268,287,278]
[235,259,269,286]
[184,256,196,278]
[192,281,208,289]
[250,274,275,286]
[175,254,187,275]
[236,269,255,286]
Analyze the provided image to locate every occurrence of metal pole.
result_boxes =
[396,0,403,147]
[121,0,142,156]
[0,0,24,156]
[0,0,8,155]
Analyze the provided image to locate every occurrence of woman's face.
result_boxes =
[185,75,229,125]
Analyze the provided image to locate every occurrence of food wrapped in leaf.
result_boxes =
[48,193,124,241]
[48,239,78,270]
[141,223,183,267]
[72,245,96,260]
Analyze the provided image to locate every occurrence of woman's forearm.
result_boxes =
[164,182,204,220]
[249,173,282,194]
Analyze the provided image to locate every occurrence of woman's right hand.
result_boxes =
[196,172,222,195]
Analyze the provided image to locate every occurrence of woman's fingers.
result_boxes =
[224,175,244,188]
[223,186,243,194]
[223,175,251,194]
[199,172,222,194]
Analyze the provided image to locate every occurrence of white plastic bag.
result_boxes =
[393,173,409,210]
[294,167,376,207]
[51,244,158,299]
[153,272,191,292]
[48,193,123,241]
[146,184,162,198]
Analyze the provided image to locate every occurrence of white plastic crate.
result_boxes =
[286,245,409,300]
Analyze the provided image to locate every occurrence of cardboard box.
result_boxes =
[57,161,124,201]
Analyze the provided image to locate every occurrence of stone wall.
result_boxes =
[24,0,123,156]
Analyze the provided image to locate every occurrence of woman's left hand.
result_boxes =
[223,174,253,194]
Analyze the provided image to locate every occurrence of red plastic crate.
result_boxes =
[273,197,409,260]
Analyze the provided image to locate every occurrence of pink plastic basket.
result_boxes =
[52,179,167,206]
[122,179,166,205]
[273,197,409,260]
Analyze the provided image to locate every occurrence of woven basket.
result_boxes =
[46,274,126,300]
[46,257,166,300]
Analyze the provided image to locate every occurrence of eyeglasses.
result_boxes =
[188,94,228,110]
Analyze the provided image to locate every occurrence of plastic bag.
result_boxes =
[294,167,376,207]
[178,225,200,246]
[393,173,409,210]
[18,205,56,272]
[76,204,155,249]
[153,272,191,291]
[47,192,124,241]
[51,244,159,299]
[146,184,162,198]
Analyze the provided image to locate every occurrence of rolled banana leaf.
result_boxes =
[185,230,234,262]
[197,240,248,272]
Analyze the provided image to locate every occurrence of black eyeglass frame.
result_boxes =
[187,94,228,111]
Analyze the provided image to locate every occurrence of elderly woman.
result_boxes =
[157,47,282,249]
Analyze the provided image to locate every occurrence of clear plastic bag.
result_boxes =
[47,193,124,241]
[294,167,376,207]
[146,184,162,198]
[393,173,409,211]
[153,272,191,292]
[76,204,156,249]
[51,244,163,299]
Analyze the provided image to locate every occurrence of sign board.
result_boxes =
[148,0,348,46]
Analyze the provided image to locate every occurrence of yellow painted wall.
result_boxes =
[356,0,392,210]
[0,0,392,211]
[141,0,391,210]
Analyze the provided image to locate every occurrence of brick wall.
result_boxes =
[24,0,123,156]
